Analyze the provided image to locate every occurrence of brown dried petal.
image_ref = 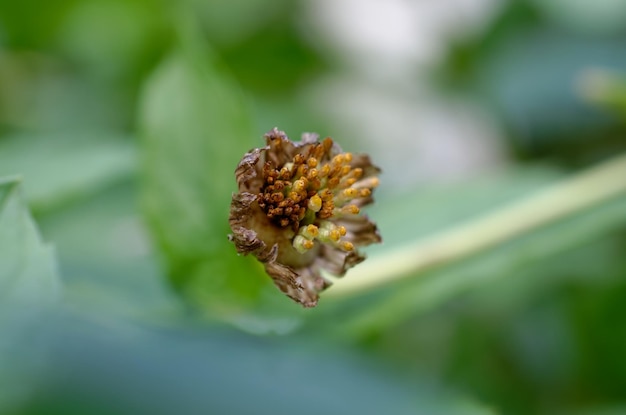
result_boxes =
[350,153,381,177]
[300,132,319,144]
[316,245,366,277]
[234,148,263,193]
[336,215,382,246]
[265,262,320,307]
[228,226,265,255]
[229,192,257,231]
[263,128,301,167]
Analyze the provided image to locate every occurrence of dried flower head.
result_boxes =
[229,128,381,307]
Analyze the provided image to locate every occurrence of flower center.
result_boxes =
[257,137,379,254]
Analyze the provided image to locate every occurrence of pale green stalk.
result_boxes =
[326,153,626,297]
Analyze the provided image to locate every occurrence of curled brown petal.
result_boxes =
[265,262,320,307]
[316,245,366,277]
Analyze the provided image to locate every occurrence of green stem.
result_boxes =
[326,153,626,298]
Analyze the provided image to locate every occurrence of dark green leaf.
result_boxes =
[139,22,305,332]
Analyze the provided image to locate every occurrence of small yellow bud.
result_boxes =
[343,188,358,198]
[301,224,319,238]
[332,154,344,164]
[344,178,357,187]
[293,179,306,192]
[342,205,360,215]
[322,137,333,152]
[308,194,322,212]
[293,235,314,253]
[320,164,331,177]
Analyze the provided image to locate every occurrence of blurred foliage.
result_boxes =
[0,177,60,413]
[440,1,626,164]
[1,1,626,414]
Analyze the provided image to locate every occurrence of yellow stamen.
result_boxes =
[343,178,357,187]
[308,194,322,212]
[353,177,379,189]
[319,189,333,201]
[293,154,305,164]
[292,179,307,192]
[342,241,354,251]
[327,177,340,188]
[293,235,315,253]
[343,188,358,198]
[309,177,321,190]
[320,164,331,177]
[297,164,308,177]
[271,192,284,202]
[318,222,342,242]
[322,137,333,152]
[342,205,360,215]
[303,224,319,238]
[332,154,345,164]
[279,167,291,179]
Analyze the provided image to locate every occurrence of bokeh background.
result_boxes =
[1,1,626,414]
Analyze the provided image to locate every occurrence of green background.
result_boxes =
[1,1,626,414]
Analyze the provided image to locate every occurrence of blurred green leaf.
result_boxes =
[37,180,180,321]
[441,3,626,161]
[0,0,75,49]
[564,408,626,415]
[188,0,289,45]
[0,176,60,307]
[476,30,626,142]
[57,0,172,80]
[0,133,135,212]
[139,21,305,332]
[578,69,626,116]
[531,0,626,34]
[16,314,497,415]
[218,16,328,95]
[0,175,61,412]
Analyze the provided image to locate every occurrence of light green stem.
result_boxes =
[326,153,626,298]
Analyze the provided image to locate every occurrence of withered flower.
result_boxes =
[229,128,381,307]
